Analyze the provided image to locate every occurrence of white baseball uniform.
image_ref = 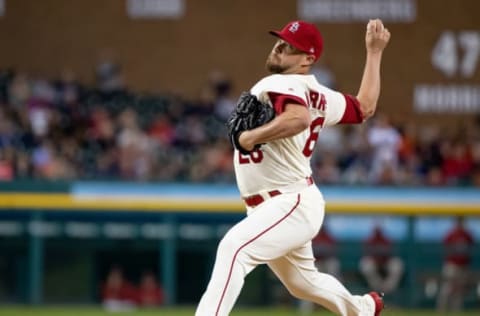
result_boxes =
[196,74,377,316]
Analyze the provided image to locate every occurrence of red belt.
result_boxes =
[243,176,314,208]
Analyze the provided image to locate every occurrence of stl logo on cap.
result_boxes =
[288,21,300,33]
[269,20,324,61]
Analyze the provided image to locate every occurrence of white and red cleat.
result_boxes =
[368,292,384,316]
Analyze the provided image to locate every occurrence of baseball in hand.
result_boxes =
[367,19,384,33]
[366,19,390,52]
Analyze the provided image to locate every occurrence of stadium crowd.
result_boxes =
[0,67,479,186]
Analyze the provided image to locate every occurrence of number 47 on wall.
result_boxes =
[432,31,480,78]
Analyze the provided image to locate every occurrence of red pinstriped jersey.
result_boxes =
[234,74,363,197]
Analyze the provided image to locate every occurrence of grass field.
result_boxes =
[0,306,479,316]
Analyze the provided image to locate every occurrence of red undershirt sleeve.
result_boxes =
[267,92,307,114]
[339,94,364,124]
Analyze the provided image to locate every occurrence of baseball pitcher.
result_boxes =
[196,19,391,316]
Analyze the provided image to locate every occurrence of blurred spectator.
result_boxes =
[95,50,125,95]
[174,114,207,148]
[299,225,341,314]
[340,125,370,185]
[148,114,175,147]
[437,216,474,313]
[208,70,236,121]
[310,62,336,89]
[359,226,404,295]
[0,147,14,181]
[424,166,446,186]
[137,271,165,307]
[101,266,138,312]
[417,125,444,180]
[189,139,234,183]
[31,140,55,177]
[116,108,153,180]
[0,108,17,149]
[367,114,401,185]
[88,106,116,146]
[398,122,417,165]
[396,122,423,185]
[14,151,33,179]
[7,72,31,108]
[471,166,480,187]
[314,126,344,156]
[441,141,474,185]
[313,152,341,184]
[53,68,82,116]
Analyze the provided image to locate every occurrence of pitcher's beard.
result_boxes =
[265,57,287,74]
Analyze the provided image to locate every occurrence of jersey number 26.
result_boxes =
[238,116,324,164]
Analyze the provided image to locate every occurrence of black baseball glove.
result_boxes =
[226,92,275,154]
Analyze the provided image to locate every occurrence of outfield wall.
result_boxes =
[0,181,479,308]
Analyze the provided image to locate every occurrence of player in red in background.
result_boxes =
[312,225,341,278]
[299,225,342,313]
[359,226,404,295]
[196,19,390,316]
[137,271,165,307]
[437,216,474,312]
[101,266,138,312]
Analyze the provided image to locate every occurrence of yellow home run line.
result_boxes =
[0,193,244,212]
[0,193,478,215]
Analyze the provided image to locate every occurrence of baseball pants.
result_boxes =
[195,185,375,316]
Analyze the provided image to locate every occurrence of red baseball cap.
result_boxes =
[269,21,323,61]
